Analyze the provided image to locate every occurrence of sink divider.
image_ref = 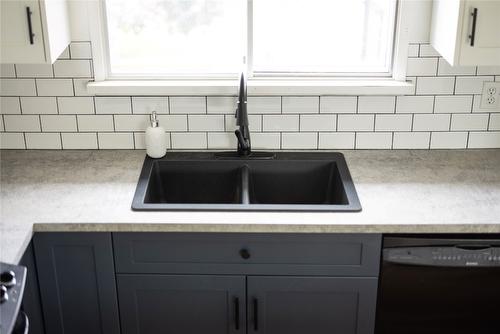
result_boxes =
[240,165,250,205]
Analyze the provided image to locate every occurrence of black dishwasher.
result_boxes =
[376,235,500,334]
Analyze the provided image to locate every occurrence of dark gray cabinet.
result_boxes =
[33,233,121,334]
[247,276,378,334]
[113,233,381,334]
[117,274,246,334]
[30,232,381,334]
[20,243,45,334]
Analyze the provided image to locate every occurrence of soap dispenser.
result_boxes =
[145,111,167,158]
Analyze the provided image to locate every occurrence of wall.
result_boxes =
[0,1,499,150]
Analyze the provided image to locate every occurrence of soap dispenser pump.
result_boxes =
[145,111,167,158]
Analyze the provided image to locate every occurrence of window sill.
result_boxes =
[86,79,415,96]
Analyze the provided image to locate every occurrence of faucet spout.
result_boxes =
[235,71,251,156]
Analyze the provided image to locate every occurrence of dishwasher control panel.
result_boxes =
[383,246,500,267]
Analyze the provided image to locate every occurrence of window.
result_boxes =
[102,0,398,79]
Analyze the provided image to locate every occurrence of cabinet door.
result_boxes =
[460,0,500,65]
[0,0,45,63]
[33,233,121,334]
[117,275,246,334]
[247,276,378,334]
[20,243,45,334]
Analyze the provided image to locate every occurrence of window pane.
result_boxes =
[253,0,396,74]
[105,0,246,75]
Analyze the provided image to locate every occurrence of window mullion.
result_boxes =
[246,0,254,77]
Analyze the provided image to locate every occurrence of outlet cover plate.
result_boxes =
[480,82,500,110]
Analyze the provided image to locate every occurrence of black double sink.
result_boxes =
[132,152,361,212]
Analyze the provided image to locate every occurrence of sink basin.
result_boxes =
[132,152,361,212]
[249,160,348,205]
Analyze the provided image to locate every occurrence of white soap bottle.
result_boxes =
[145,111,167,158]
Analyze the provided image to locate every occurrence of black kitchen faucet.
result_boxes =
[235,71,251,156]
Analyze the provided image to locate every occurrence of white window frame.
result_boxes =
[87,0,414,95]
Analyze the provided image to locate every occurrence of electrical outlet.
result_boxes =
[480,82,500,110]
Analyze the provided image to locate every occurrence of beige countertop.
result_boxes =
[1,149,500,264]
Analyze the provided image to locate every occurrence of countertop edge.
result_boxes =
[33,223,500,234]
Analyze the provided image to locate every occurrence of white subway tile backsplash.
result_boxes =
[73,79,92,96]
[25,133,61,149]
[2,41,500,150]
[375,114,412,131]
[413,114,451,131]
[157,115,188,132]
[61,133,98,149]
[338,115,374,132]
[95,97,131,114]
[225,114,261,132]
[263,115,299,132]
[36,79,74,96]
[406,58,438,76]
[41,115,77,132]
[170,97,206,114]
[207,97,237,114]
[98,133,134,149]
[416,77,455,95]
[0,133,25,149]
[318,133,355,149]
[406,77,417,95]
[320,96,357,114]
[77,115,114,132]
[0,97,21,114]
[58,97,94,114]
[408,44,419,57]
[468,132,500,148]
[114,115,149,132]
[419,44,440,57]
[188,115,224,131]
[171,133,207,149]
[133,133,146,149]
[0,64,16,78]
[455,76,495,94]
[477,66,500,76]
[358,96,395,113]
[3,115,40,132]
[53,60,92,78]
[450,114,489,131]
[437,58,476,76]
[58,47,70,59]
[430,132,468,149]
[251,133,280,149]
[356,133,392,149]
[282,96,319,113]
[393,132,430,149]
[132,97,168,114]
[300,114,336,131]
[69,42,92,59]
[434,96,473,113]
[20,97,57,114]
[489,114,500,130]
[282,133,317,149]
[396,96,434,114]
[1,79,37,96]
[15,64,53,78]
[248,97,281,114]
[208,132,237,149]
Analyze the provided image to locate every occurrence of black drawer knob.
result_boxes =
[240,249,251,260]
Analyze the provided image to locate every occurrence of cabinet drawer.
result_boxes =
[113,233,381,276]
